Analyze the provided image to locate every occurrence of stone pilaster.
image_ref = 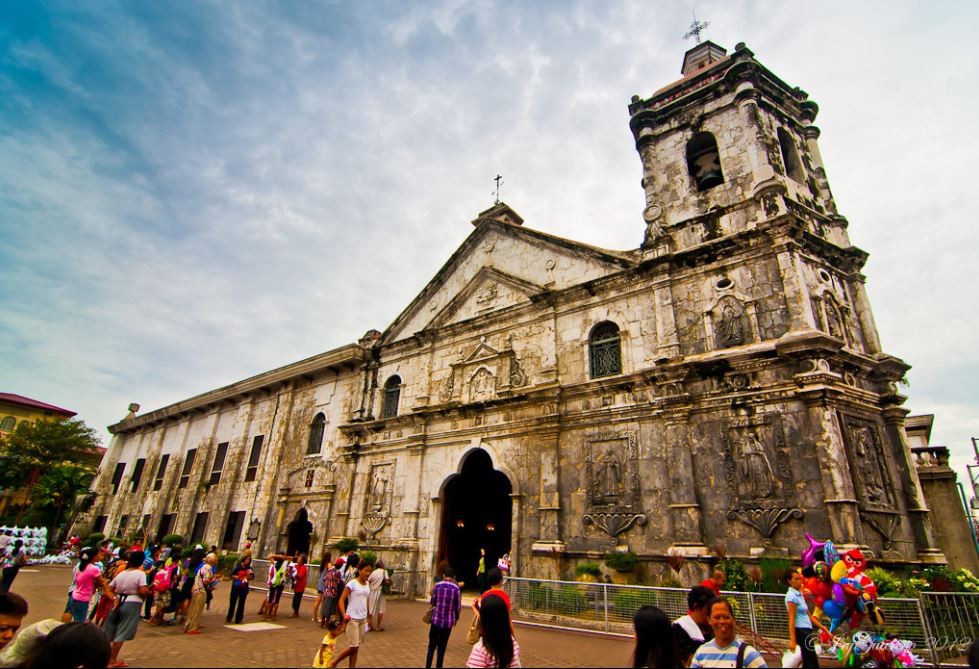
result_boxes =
[880,403,945,563]
[806,403,863,546]
[664,410,708,554]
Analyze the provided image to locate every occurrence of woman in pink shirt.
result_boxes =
[70,548,103,622]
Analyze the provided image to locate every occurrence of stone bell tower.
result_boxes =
[626,41,945,563]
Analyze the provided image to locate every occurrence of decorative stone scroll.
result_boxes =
[582,431,645,540]
[727,507,803,538]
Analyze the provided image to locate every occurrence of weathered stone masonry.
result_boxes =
[77,41,955,595]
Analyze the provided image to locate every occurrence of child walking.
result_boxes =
[312,618,345,668]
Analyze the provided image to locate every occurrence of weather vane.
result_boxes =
[683,11,709,44]
[493,174,503,205]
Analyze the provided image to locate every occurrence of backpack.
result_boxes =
[154,569,171,593]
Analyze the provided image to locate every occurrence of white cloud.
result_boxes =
[1,0,978,495]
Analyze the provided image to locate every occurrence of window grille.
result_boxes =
[589,322,622,378]
[381,375,402,419]
[307,414,325,455]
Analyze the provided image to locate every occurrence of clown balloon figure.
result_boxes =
[800,533,884,633]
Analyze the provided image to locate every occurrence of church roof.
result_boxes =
[381,204,636,344]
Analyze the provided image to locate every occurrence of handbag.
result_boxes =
[422,605,434,624]
[466,611,481,644]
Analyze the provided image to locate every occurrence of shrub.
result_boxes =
[718,558,750,592]
[759,557,791,593]
[527,581,553,611]
[216,553,240,575]
[84,532,105,548]
[160,534,184,548]
[922,565,960,592]
[866,567,901,596]
[556,585,588,615]
[334,537,359,553]
[660,576,682,588]
[575,562,602,578]
[604,551,638,572]
[360,551,377,566]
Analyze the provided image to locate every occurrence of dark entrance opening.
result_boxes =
[286,508,313,556]
[438,449,512,589]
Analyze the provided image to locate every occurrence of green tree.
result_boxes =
[0,418,101,538]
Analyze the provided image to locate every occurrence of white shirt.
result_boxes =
[345,579,370,620]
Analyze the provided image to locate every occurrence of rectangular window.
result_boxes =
[153,454,170,491]
[92,515,107,534]
[141,514,151,534]
[111,462,126,495]
[129,458,146,492]
[244,436,264,482]
[178,449,197,489]
[208,442,229,485]
[222,511,246,550]
[190,512,209,545]
[117,514,130,538]
[156,513,176,542]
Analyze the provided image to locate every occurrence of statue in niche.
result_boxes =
[825,301,844,340]
[853,427,888,505]
[600,453,623,501]
[736,430,775,498]
[716,301,746,347]
[470,368,495,402]
[371,472,389,513]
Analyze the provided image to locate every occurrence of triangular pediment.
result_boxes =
[428,268,544,329]
[382,214,635,344]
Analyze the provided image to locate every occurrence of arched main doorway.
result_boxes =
[286,508,313,556]
[437,449,512,589]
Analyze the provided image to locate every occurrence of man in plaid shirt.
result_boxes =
[425,566,461,669]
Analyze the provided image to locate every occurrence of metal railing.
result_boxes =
[504,577,979,665]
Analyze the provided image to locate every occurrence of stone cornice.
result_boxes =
[109,345,364,434]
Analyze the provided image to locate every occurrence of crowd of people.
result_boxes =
[4,533,978,669]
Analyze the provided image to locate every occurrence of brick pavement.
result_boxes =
[10,566,634,668]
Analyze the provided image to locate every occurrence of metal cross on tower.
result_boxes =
[683,11,709,44]
[493,174,504,205]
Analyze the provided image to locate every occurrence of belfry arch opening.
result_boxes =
[438,449,512,589]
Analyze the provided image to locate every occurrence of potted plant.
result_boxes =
[575,562,602,583]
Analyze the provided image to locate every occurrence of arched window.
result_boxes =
[381,375,402,419]
[0,416,15,432]
[589,322,622,378]
[778,127,804,182]
[686,131,724,191]
[306,413,326,455]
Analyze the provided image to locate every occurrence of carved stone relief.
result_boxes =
[841,418,895,510]
[469,368,496,403]
[714,296,748,347]
[723,416,801,539]
[582,431,646,539]
[362,462,394,538]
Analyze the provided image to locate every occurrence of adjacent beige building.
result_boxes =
[78,41,958,594]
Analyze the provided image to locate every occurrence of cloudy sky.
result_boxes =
[2,2,978,490]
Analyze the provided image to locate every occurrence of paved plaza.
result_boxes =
[10,565,634,667]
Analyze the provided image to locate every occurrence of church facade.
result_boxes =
[77,41,947,593]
